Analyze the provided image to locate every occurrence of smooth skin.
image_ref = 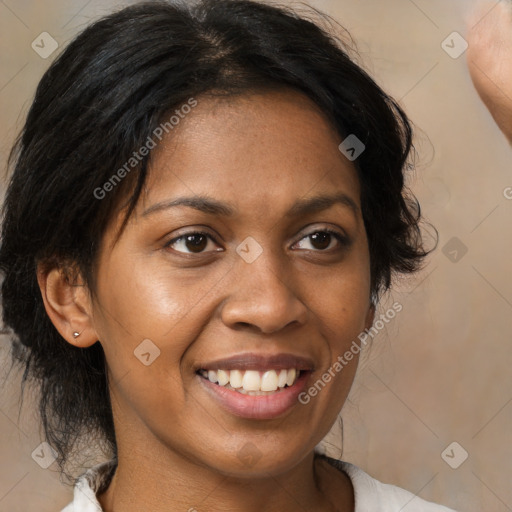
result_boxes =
[467,0,512,144]
[38,88,375,512]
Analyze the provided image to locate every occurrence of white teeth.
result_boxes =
[261,370,278,391]
[217,369,229,386]
[277,369,287,388]
[242,370,261,391]
[229,370,243,389]
[286,368,296,387]
[199,368,301,393]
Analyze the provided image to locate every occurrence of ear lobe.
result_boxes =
[37,265,98,348]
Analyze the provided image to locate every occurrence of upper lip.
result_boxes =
[196,352,315,372]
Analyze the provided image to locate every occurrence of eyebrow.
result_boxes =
[285,192,359,218]
[142,192,359,219]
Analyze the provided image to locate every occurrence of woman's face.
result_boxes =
[89,88,374,476]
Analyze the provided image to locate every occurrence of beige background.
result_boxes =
[0,0,511,511]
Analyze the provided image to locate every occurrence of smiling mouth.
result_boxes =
[197,368,301,396]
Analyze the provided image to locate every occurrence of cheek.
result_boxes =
[310,246,371,396]
[93,252,211,339]
[317,246,372,341]
[90,255,219,398]
[91,255,206,436]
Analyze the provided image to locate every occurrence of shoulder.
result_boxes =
[322,455,458,512]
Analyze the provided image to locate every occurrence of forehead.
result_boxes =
[140,88,361,216]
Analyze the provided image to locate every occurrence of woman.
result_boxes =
[0,0,456,510]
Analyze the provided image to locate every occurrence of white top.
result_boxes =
[61,457,457,511]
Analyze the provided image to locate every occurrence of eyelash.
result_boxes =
[164,228,349,255]
[294,228,348,251]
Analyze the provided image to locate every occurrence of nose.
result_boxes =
[220,252,309,334]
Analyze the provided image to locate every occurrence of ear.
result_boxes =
[36,264,99,348]
[364,301,376,331]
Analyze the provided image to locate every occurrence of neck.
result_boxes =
[98,444,353,512]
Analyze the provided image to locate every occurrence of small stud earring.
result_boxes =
[73,331,81,338]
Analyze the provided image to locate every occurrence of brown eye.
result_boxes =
[294,229,348,252]
[165,232,220,254]
[183,234,208,253]
[309,232,331,250]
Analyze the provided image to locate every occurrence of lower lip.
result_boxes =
[198,371,310,420]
